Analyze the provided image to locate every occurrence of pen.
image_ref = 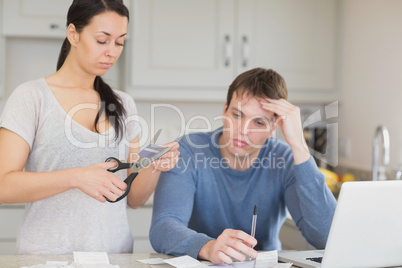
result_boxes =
[251,204,257,239]
[248,204,257,261]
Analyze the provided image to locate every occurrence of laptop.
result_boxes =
[278,180,402,268]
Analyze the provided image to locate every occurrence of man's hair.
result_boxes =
[226,68,288,110]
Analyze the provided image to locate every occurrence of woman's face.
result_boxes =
[73,11,128,77]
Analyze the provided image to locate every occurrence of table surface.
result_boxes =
[0,253,174,268]
[0,252,300,268]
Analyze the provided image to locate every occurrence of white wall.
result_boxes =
[338,0,402,172]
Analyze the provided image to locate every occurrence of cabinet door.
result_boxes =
[2,0,131,38]
[129,0,235,101]
[0,207,25,254]
[238,0,336,92]
[2,0,71,38]
[127,207,154,253]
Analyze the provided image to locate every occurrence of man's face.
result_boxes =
[220,92,276,160]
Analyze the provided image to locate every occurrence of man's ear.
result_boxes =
[222,103,228,126]
[268,119,279,138]
[271,124,278,134]
[66,23,79,47]
[223,103,228,114]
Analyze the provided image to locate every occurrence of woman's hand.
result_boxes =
[198,229,258,264]
[151,142,180,173]
[76,161,127,203]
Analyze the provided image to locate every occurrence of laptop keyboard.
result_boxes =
[306,257,323,263]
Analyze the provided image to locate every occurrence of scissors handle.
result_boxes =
[105,157,133,173]
[106,172,138,203]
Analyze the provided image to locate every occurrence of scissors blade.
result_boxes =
[135,145,173,170]
[150,129,162,144]
[148,145,173,162]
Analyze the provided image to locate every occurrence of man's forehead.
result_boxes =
[229,101,274,121]
[231,91,263,105]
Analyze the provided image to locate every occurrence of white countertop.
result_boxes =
[0,252,299,268]
[0,253,172,268]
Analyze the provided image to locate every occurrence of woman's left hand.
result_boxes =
[151,142,180,172]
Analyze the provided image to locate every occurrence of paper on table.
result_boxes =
[204,250,292,268]
[255,250,278,267]
[163,255,208,268]
[273,263,293,268]
[255,250,292,268]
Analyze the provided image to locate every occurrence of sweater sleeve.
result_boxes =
[150,144,213,259]
[284,157,337,249]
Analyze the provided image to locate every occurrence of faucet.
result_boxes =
[396,164,402,180]
[372,125,390,181]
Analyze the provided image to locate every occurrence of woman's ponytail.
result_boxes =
[94,76,126,140]
[57,38,71,71]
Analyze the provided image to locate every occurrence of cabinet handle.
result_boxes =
[242,36,250,68]
[224,35,232,67]
[49,24,59,30]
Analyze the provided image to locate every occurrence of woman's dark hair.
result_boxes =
[57,0,129,140]
[226,68,288,110]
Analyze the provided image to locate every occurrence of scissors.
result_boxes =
[105,129,173,203]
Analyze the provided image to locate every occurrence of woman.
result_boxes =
[0,0,179,254]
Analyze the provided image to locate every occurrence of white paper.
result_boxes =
[255,250,278,267]
[137,258,167,265]
[204,250,292,268]
[163,255,208,268]
[273,263,293,268]
[73,252,110,265]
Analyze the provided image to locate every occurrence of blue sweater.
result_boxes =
[150,128,336,259]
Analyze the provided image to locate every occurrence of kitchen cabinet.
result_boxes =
[2,0,131,38]
[0,205,24,254]
[128,0,338,102]
[127,206,155,253]
[0,205,154,254]
[2,0,72,38]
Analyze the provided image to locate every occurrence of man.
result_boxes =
[150,68,336,264]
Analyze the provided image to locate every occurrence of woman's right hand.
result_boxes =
[76,161,127,203]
